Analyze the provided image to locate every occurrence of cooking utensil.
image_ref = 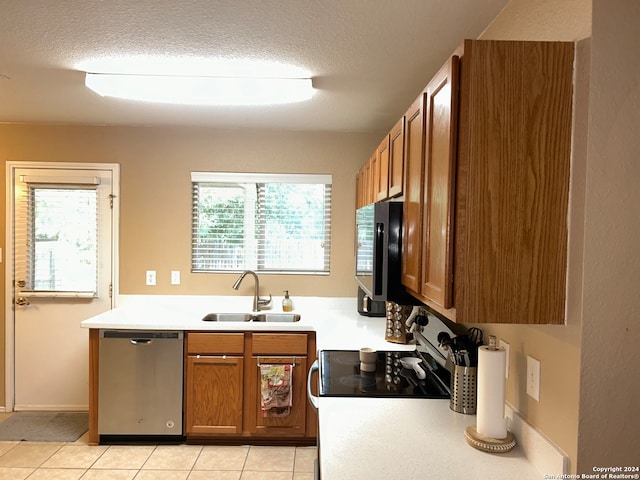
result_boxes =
[399,357,426,380]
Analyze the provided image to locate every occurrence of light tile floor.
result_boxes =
[0,417,317,480]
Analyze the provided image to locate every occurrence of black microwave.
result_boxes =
[355,201,417,305]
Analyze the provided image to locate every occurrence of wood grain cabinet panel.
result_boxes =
[375,135,390,201]
[388,117,405,198]
[420,56,459,309]
[185,355,244,435]
[246,355,308,437]
[453,40,574,324]
[183,331,316,442]
[399,39,573,324]
[401,93,426,293]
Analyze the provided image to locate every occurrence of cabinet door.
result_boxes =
[363,156,373,205]
[454,40,573,324]
[420,55,459,309]
[355,167,364,209]
[246,356,308,436]
[375,135,390,201]
[185,355,244,435]
[388,117,405,198]
[401,93,426,292]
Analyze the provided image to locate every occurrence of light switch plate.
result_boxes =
[146,270,156,286]
[527,355,541,401]
[499,339,510,379]
[171,270,180,285]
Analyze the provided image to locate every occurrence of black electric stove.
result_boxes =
[318,349,451,399]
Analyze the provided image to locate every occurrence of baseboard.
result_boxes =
[14,405,89,412]
[505,403,569,475]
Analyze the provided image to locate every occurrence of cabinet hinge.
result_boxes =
[108,194,116,209]
[109,283,113,298]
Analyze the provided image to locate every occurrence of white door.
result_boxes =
[9,164,118,411]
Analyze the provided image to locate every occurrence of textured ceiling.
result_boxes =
[0,0,509,133]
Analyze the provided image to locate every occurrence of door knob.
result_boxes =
[15,296,30,306]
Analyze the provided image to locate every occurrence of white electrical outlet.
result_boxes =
[171,270,181,285]
[146,270,156,286]
[527,355,541,401]
[499,339,510,379]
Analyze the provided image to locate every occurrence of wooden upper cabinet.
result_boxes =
[420,55,459,310]
[375,135,390,201]
[454,40,574,324]
[388,117,405,198]
[401,93,426,293]
[355,157,374,209]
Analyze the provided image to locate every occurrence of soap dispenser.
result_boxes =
[282,290,293,312]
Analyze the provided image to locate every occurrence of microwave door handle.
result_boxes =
[374,222,385,296]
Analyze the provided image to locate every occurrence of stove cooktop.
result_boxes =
[318,350,451,399]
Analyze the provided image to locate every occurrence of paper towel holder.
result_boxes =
[464,425,516,453]
[464,335,516,453]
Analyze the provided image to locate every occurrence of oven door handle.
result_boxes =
[307,359,319,411]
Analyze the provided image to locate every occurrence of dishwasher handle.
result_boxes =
[130,338,152,345]
[307,359,319,411]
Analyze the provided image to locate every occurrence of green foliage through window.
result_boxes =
[191,173,331,274]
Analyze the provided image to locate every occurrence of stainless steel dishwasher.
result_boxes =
[98,330,183,436]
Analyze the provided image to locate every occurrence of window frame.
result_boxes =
[191,172,332,275]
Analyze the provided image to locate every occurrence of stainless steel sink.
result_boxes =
[201,312,301,322]
[254,313,301,322]
[202,313,254,322]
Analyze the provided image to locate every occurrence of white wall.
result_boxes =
[577,0,640,469]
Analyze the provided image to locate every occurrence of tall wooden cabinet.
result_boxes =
[367,39,575,324]
[374,136,389,201]
[400,93,426,293]
[401,56,459,311]
[453,40,574,324]
[388,117,405,198]
[412,39,573,324]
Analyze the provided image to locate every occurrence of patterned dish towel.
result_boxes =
[260,364,293,417]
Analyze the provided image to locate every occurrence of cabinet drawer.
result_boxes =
[187,333,244,355]
[252,334,308,355]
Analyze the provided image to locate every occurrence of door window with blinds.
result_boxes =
[191,172,332,274]
[15,176,99,296]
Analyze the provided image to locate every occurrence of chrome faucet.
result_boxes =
[232,270,272,312]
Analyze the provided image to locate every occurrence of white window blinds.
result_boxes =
[191,172,332,274]
[15,181,99,295]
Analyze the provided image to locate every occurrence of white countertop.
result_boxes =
[81,294,551,478]
[318,397,542,480]
[81,295,413,352]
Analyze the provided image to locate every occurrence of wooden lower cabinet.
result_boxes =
[246,355,308,437]
[185,355,244,435]
[184,331,317,443]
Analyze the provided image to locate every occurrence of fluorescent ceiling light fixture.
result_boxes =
[81,57,315,105]
[85,73,314,105]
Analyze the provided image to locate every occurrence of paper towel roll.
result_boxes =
[476,345,507,439]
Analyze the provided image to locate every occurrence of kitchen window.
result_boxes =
[191,172,332,274]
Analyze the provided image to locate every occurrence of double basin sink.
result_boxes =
[202,312,301,323]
